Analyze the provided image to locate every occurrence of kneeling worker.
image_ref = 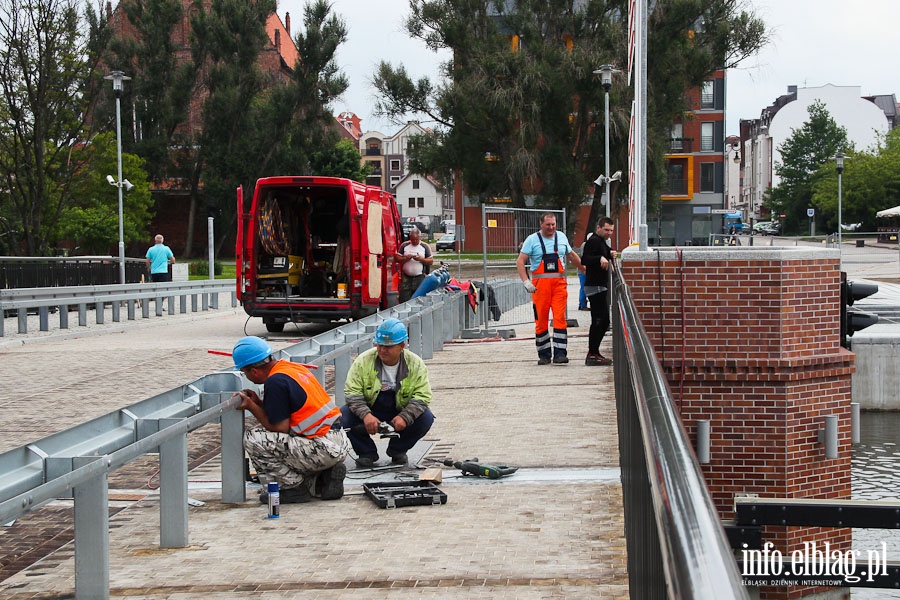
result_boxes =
[232,336,349,504]
[341,318,435,467]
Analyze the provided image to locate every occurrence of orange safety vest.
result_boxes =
[269,360,340,438]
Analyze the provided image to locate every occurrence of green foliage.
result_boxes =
[190,260,224,277]
[811,128,900,231]
[57,132,155,255]
[309,139,370,181]
[373,0,766,236]
[0,0,104,255]
[768,101,849,235]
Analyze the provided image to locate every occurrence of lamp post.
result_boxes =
[836,150,845,266]
[594,64,618,218]
[104,70,131,284]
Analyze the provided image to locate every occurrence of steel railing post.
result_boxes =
[73,456,110,600]
[159,418,189,548]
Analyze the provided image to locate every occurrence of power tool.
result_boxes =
[348,421,399,439]
[445,458,518,479]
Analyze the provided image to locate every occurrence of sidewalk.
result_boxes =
[0,279,628,599]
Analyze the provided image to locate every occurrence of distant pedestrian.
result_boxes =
[582,218,617,366]
[516,213,585,365]
[577,232,594,310]
[396,229,434,302]
[145,234,175,282]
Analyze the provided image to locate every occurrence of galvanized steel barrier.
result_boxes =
[0,282,516,599]
[611,264,748,599]
[0,280,238,337]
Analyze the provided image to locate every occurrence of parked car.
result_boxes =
[759,222,782,236]
[436,233,457,251]
[401,222,427,239]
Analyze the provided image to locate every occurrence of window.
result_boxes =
[412,180,420,189]
[700,122,714,152]
[390,176,400,187]
[701,81,715,109]
[670,124,683,151]
[700,163,715,192]
[417,198,424,208]
[390,159,401,171]
[665,163,686,195]
[408,198,415,208]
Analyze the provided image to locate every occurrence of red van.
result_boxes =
[236,176,402,331]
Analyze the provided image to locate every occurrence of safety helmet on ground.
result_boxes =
[232,336,274,369]
[374,318,408,346]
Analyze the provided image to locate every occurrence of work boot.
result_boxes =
[387,449,408,465]
[320,463,347,500]
[355,455,378,468]
[537,356,551,365]
[585,353,612,366]
[280,486,313,504]
[552,355,569,364]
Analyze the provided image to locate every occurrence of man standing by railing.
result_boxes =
[145,234,175,282]
[516,213,585,365]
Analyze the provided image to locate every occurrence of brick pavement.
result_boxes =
[0,279,628,599]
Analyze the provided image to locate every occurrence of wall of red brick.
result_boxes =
[621,247,851,599]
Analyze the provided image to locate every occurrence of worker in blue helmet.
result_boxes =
[340,318,435,468]
[231,336,350,504]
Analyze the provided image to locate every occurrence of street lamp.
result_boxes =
[104,70,131,284]
[594,64,619,218]
[836,150,845,266]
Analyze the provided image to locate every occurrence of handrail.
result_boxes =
[0,280,237,336]
[612,263,748,599]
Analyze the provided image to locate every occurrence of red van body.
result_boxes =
[236,176,402,331]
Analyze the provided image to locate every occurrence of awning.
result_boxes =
[876,205,900,218]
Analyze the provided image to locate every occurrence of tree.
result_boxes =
[372,0,766,236]
[0,0,105,255]
[309,139,371,181]
[57,132,154,255]
[811,128,900,231]
[767,101,849,236]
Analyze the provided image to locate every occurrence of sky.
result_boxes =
[278,0,900,136]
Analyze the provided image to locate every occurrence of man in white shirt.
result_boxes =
[396,229,434,303]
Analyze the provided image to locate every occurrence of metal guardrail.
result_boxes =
[0,255,147,287]
[611,264,748,599]
[0,280,238,337]
[0,280,527,599]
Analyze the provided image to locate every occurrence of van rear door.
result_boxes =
[361,189,384,305]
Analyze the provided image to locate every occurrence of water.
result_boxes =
[852,412,900,598]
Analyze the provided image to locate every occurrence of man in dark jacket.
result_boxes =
[581,218,617,366]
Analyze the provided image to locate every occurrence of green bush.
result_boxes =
[190,261,224,276]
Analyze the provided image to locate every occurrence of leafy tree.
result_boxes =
[57,132,154,255]
[185,0,349,256]
[811,128,900,231]
[372,0,766,236]
[0,0,105,255]
[310,139,371,181]
[767,101,849,235]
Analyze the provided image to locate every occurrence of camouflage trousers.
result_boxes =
[244,427,349,492]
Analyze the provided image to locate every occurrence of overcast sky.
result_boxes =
[279,0,900,136]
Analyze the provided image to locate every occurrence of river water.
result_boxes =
[852,412,900,598]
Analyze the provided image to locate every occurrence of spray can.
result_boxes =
[267,482,280,518]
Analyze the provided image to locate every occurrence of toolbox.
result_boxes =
[362,481,448,509]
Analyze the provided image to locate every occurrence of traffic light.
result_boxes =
[840,272,878,349]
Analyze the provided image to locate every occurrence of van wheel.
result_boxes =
[264,320,285,333]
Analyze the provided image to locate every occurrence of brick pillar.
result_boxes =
[621,247,851,600]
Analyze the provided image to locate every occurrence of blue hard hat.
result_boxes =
[374,318,408,346]
[232,336,274,369]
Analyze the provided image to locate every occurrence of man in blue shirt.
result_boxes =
[515,213,584,365]
[145,234,175,282]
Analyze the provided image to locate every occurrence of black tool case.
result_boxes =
[362,481,448,509]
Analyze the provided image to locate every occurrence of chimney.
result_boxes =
[285,12,290,37]
[274,28,280,53]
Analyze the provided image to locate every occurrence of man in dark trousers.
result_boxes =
[581,217,617,366]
